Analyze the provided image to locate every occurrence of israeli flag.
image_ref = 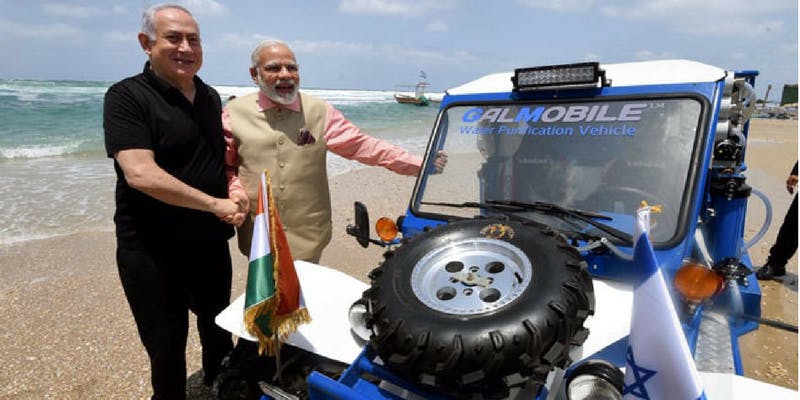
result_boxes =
[622,208,706,400]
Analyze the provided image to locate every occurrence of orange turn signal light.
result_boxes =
[673,262,723,304]
[375,217,398,242]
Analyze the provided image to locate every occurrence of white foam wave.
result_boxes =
[0,81,109,104]
[307,89,396,105]
[213,85,397,106]
[214,85,260,100]
[0,157,115,245]
[2,80,417,107]
[0,144,81,159]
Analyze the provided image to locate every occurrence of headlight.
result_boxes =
[566,360,623,400]
[348,299,371,342]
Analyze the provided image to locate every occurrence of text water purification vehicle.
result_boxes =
[218,60,798,399]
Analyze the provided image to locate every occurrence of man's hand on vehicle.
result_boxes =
[432,151,448,174]
[786,173,797,194]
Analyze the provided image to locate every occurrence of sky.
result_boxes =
[0,0,797,96]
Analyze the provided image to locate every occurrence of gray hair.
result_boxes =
[141,3,195,41]
[250,39,292,68]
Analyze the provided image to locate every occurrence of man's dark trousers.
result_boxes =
[768,195,798,270]
[117,241,233,399]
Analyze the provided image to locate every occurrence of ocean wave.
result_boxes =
[0,80,431,107]
[0,143,102,159]
[0,156,115,245]
[307,89,397,105]
[214,85,259,100]
[0,80,110,104]
[1,80,440,107]
[214,85,398,106]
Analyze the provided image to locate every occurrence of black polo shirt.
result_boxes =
[104,62,234,248]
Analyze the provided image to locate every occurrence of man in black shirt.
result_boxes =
[756,162,798,280]
[103,4,244,398]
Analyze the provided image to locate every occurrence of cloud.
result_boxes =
[599,0,791,19]
[180,0,229,17]
[514,0,597,12]
[41,3,102,18]
[338,0,453,17]
[41,3,129,18]
[585,52,602,61]
[104,30,136,44]
[727,52,748,60]
[426,20,448,32]
[676,19,784,38]
[214,33,277,50]
[291,40,373,54]
[217,36,476,66]
[599,0,792,37]
[632,49,679,61]
[0,20,83,40]
[516,0,793,38]
[773,42,799,57]
[288,39,479,66]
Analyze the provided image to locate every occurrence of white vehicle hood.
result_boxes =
[216,262,797,399]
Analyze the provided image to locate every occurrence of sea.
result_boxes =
[0,79,439,245]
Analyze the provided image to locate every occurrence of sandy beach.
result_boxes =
[0,118,796,398]
[738,119,798,389]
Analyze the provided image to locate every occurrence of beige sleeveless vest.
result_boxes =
[227,92,332,262]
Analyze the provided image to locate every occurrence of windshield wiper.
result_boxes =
[419,200,547,225]
[419,200,632,244]
[487,200,611,220]
[486,200,632,244]
[420,200,534,216]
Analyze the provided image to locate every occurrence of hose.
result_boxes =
[744,188,773,251]
[727,279,797,332]
[575,186,771,259]
[574,237,634,261]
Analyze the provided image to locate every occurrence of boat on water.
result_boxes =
[393,71,431,106]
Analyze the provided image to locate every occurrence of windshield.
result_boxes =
[415,97,705,243]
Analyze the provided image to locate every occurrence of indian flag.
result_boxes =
[244,170,310,355]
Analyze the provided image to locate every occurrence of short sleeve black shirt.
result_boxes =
[104,62,233,247]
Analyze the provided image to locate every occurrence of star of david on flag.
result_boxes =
[622,207,706,400]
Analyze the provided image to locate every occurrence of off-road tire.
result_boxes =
[362,219,594,397]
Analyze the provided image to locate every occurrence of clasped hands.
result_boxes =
[213,190,250,227]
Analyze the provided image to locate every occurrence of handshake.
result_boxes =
[214,190,250,227]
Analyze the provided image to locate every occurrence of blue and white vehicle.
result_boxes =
[217,60,797,399]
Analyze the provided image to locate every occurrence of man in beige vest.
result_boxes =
[223,39,446,263]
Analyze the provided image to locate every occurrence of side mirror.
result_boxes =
[347,201,371,248]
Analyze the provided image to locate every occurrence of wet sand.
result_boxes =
[0,119,796,398]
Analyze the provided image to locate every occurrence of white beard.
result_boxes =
[258,76,298,105]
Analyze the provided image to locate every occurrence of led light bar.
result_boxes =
[512,62,608,91]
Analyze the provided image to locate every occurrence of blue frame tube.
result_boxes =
[307,371,373,400]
